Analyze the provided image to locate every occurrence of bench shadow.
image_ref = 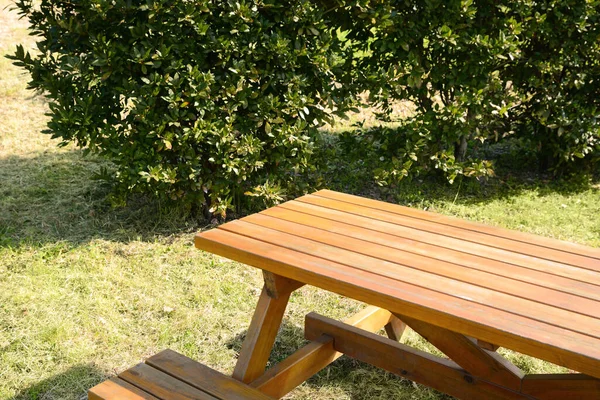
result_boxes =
[226,320,451,399]
[7,363,105,400]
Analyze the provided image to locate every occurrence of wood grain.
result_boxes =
[242,213,600,319]
[194,229,600,379]
[262,271,304,299]
[384,316,406,342]
[304,312,530,400]
[119,363,219,400]
[302,193,600,270]
[398,314,523,391]
[233,286,290,383]
[250,306,391,398]
[88,377,159,400]
[146,349,272,400]
[219,220,600,339]
[314,189,600,261]
[521,374,600,399]
[264,204,600,298]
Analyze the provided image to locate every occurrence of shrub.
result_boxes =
[331,0,600,183]
[11,0,600,206]
[10,0,353,216]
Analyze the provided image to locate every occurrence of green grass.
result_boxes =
[1,2,599,399]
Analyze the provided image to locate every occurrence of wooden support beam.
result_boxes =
[233,286,291,383]
[262,271,304,299]
[250,306,392,399]
[305,312,530,400]
[478,339,500,352]
[521,374,600,399]
[397,314,524,391]
[250,335,337,398]
[343,305,392,331]
[384,316,406,341]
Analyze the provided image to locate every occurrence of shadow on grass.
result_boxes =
[0,149,204,249]
[8,364,105,400]
[306,134,599,211]
[1,137,598,250]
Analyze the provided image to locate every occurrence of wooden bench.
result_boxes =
[88,349,272,400]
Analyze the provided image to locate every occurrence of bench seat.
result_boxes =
[88,349,273,400]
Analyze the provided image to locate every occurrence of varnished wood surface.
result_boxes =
[250,306,392,398]
[195,190,600,379]
[88,350,272,400]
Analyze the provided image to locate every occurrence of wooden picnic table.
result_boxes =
[195,189,600,399]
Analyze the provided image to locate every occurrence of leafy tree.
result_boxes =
[328,0,599,183]
[10,0,599,210]
[10,0,353,216]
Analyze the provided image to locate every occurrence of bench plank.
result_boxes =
[314,189,600,261]
[219,220,600,339]
[278,200,600,287]
[195,228,600,379]
[297,194,600,271]
[119,363,219,400]
[265,204,600,300]
[88,377,159,400]
[146,350,272,400]
[243,213,600,318]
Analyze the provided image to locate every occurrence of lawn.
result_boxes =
[1,2,599,399]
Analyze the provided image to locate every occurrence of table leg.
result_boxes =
[232,272,302,383]
[384,315,406,341]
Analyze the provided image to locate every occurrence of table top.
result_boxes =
[195,189,600,379]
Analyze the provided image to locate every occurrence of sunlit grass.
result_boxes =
[1,2,598,399]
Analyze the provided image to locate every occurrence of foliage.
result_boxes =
[329,0,600,184]
[9,0,600,207]
[9,0,353,216]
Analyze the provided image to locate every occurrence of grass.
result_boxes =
[1,2,599,399]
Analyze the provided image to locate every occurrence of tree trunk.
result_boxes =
[454,135,468,162]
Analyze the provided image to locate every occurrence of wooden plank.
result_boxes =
[315,189,600,261]
[250,306,391,398]
[219,220,600,339]
[262,271,304,299]
[384,316,406,341]
[194,229,600,379]
[243,213,600,318]
[274,201,600,291]
[397,314,524,391]
[304,312,530,400]
[146,349,272,400]
[119,363,219,400]
[521,374,600,399]
[88,377,159,400]
[296,194,600,272]
[233,286,290,383]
